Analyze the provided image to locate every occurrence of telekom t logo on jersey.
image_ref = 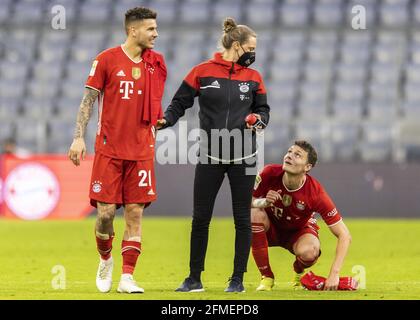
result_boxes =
[119,81,142,100]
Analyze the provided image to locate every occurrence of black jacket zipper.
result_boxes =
[225,63,234,128]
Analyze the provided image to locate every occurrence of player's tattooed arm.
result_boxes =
[69,88,98,166]
[73,88,99,139]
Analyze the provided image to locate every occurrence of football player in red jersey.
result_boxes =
[251,140,352,291]
[68,7,167,293]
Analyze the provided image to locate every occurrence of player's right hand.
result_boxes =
[266,190,282,205]
[156,118,167,130]
[68,138,86,166]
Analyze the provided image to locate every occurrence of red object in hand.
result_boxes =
[300,271,358,291]
[245,114,257,126]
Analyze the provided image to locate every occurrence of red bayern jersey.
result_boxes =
[253,164,342,231]
[85,45,156,160]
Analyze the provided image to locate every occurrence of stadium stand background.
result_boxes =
[1,0,420,164]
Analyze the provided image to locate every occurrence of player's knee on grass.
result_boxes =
[296,246,320,266]
[251,208,270,231]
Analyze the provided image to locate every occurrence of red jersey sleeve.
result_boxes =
[314,186,342,226]
[253,165,272,198]
[85,52,108,92]
[183,66,200,91]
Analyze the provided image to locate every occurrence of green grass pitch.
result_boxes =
[0,217,419,300]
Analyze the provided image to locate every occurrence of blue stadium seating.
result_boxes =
[0,0,419,162]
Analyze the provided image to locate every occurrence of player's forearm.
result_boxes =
[329,234,352,276]
[73,88,98,139]
[251,198,269,208]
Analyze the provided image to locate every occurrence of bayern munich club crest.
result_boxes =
[239,82,250,93]
[4,163,60,220]
[92,181,102,193]
[296,200,306,211]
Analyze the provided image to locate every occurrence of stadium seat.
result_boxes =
[313,0,343,27]
[280,0,311,27]
[180,0,210,24]
[56,96,81,120]
[245,2,276,27]
[379,1,409,27]
[402,101,420,118]
[0,80,26,100]
[294,120,333,162]
[0,98,21,120]
[367,99,400,120]
[335,63,367,82]
[0,119,15,142]
[264,124,292,163]
[0,61,29,82]
[79,0,111,23]
[395,119,420,162]
[149,0,178,24]
[212,0,243,24]
[269,63,301,83]
[47,119,76,153]
[359,121,396,162]
[0,1,12,23]
[27,81,60,100]
[12,1,45,24]
[332,100,364,121]
[330,122,360,161]
[22,98,55,119]
[15,118,47,153]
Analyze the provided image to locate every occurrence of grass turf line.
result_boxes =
[0,217,419,300]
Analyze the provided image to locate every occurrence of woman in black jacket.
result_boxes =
[158,17,270,292]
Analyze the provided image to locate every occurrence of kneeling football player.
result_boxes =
[251,140,352,291]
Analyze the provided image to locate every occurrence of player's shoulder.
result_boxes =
[305,174,325,194]
[95,46,121,60]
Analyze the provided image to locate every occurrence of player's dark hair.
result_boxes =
[294,140,318,167]
[125,7,157,33]
[220,17,257,49]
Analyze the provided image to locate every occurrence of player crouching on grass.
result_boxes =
[251,140,352,291]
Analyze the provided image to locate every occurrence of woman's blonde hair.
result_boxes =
[220,17,257,50]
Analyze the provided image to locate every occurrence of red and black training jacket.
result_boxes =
[162,52,270,162]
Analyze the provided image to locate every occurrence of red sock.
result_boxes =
[251,223,274,279]
[96,234,114,260]
[293,256,318,274]
[121,241,141,274]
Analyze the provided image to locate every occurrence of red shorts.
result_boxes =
[266,222,320,255]
[89,153,157,208]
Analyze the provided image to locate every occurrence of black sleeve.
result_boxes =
[252,93,270,127]
[161,81,198,129]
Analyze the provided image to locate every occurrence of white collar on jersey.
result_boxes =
[282,174,307,193]
[120,44,143,64]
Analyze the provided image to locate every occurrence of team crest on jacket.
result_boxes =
[296,200,306,210]
[282,194,292,207]
[239,82,250,93]
[132,67,141,80]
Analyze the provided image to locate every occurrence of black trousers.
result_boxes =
[189,162,256,276]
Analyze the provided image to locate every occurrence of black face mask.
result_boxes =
[236,46,256,67]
